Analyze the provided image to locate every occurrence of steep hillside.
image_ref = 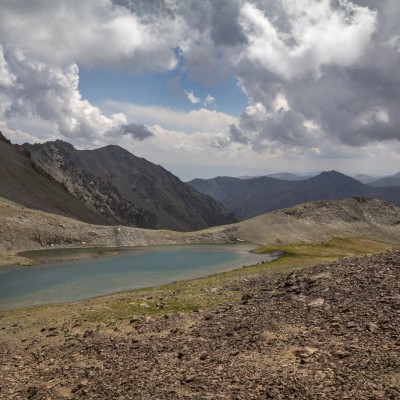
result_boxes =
[2,196,400,261]
[189,171,400,220]
[0,132,111,225]
[22,140,236,231]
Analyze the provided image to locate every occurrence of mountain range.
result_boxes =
[0,132,236,231]
[367,172,400,187]
[3,130,400,227]
[188,171,400,220]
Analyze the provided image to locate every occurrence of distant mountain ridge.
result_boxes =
[264,172,311,181]
[352,174,378,184]
[188,171,400,220]
[22,139,236,231]
[368,172,400,187]
[238,172,312,181]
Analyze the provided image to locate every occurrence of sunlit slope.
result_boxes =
[1,196,400,267]
[231,197,400,246]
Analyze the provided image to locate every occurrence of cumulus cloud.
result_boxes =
[121,123,154,140]
[0,0,184,72]
[229,0,400,152]
[0,47,127,146]
[1,0,400,176]
[0,45,14,87]
[238,1,376,80]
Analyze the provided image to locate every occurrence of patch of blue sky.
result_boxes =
[77,66,248,117]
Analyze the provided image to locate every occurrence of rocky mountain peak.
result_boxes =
[20,138,236,231]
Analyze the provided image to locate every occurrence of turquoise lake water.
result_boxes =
[0,243,274,310]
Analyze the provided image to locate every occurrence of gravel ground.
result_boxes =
[1,249,399,399]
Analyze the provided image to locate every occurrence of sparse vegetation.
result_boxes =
[1,235,399,399]
[2,236,395,328]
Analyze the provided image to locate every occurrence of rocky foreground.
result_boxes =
[1,249,399,399]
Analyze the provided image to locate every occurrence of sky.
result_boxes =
[0,0,400,181]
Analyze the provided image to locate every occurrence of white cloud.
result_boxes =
[204,94,216,106]
[0,0,184,72]
[1,47,128,146]
[0,45,14,87]
[238,1,377,80]
[106,100,237,133]
[1,0,400,180]
[184,90,201,104]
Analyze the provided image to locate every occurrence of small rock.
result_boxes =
[199,353,208,360]
[241,293,252,304]
[27,386,39,399]
[130,316,140,323]
[182,375,196,384]
[293,294,308,303]
[367,322,379,332]
[333,350,351,359]
[294,346,319,359]
[308,298,325,307]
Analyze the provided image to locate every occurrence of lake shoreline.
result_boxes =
[1,243,278,311]
[18,241,262,266]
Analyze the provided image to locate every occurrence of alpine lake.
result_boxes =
[0,243,277,310]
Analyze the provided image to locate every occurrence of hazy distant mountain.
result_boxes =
[239,172,312,180]
[22,140,236,231]
[352,174,378,184]
[264,172,312,181]
[0,132,110,225]
[188,171,400,220]
[368,172,400,187]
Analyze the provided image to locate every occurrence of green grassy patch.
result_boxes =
[80,236,395,324]
[252,236,395,273]
[1,236,396,330]
[0,251,37,267]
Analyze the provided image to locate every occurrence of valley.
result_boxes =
[1,2,400,397]
[1,134,400,399]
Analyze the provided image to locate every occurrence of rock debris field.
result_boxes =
[1,249,400,399]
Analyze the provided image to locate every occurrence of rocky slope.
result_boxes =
[1,196,400,398]
[0,132,111,225]
[2,196,400,265]
[1,248,399,399]
[0,196,239,265]
[22,139,236,231]
[189,171,400,220]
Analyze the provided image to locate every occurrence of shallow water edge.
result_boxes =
[1,243,278,311]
